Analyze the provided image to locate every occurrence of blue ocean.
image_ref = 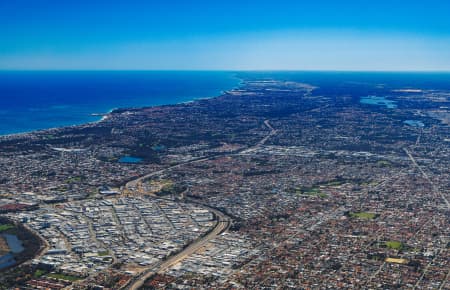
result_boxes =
[0,71,240,135]
[2,71,450,136]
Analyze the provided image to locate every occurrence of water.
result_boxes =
[0,71,239,135]
[237,72,450,101]
[1,234,24,253]
[404,120,425,127]
[118,156,143,164]
[2,71,450,135]
[237,71,450,90]
[360,96,397,109]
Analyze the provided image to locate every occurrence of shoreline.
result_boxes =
[0,75,243,140]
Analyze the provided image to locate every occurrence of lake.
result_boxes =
[118,156,143,163]
[2,234,24,253]
[360,96,397,109]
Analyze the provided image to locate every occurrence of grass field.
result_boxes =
[34,269,48,278]
[0,224,14,232]
[47,273,82,282]
[385,240,404,250]
[377,160,392,167]
[290,186,328,199]
[98,250,109,256]
[350,212,377,219]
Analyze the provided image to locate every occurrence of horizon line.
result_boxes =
[2,69,450,73]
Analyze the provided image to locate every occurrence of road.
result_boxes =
[126,120,277,190]
[123,120,277,290]
[126,119,276,189]
[123,119,275,289]
[124,208,230,290]
[404,148,450,289]
[125,157,209,190]
[404,148,450,210]
[240,119,277,154]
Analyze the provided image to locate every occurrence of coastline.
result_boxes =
[0,72,242,139]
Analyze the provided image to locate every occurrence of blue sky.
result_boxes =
[1,0,450,70]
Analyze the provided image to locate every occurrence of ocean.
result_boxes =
[0,71,240,135]
[2,71,450,136]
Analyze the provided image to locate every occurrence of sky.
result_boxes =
[1,0,450,71]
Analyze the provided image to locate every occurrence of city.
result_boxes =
[0,76,449,289]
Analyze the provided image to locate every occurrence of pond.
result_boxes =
[2,234,24,253]
[360,96,397,109]
[118,156,143,164]
[404,120,425,127]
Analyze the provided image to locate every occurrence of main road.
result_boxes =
[125,120,277,190]
[123,120,275,289]
[124,208,230,290]
[404,148,450,210]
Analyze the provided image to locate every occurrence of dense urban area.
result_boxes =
[0,74,449,289]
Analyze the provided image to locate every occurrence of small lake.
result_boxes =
[152,145,166,151]
[118,156,143,164]
[404,120,425,127]
[360,96,397,109]
[2,234,24,253]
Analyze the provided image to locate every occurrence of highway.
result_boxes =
[125,157,210,190]
[124,208,230,290]
[240,119,277,154]
[122,160,230,290]
[126,119,276,191]
[122,119,274,289]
